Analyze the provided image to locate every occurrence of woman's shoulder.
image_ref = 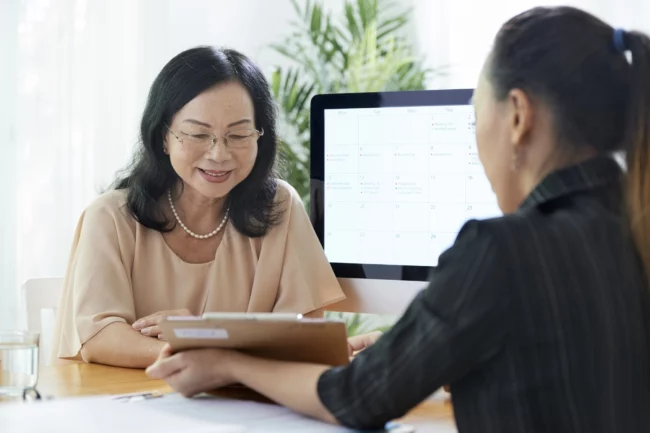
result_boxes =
[86,188,128,211]
[273,179,301,204]
[82,188,136,231]
[271,179,306,221]
[235,179,305,240]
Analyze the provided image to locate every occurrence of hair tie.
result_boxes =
[613,28,627,53]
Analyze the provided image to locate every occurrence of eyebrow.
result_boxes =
[227,118,252,128]
[180,118,252,128]
[181,119,212,128]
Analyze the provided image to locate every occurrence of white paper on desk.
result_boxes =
[141,393,356,433]
[138,393,460,433]
[0,397,245,433]
[140,393,460,433]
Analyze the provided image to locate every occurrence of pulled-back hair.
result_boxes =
[488,6,650,282]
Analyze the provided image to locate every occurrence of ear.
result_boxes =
[506,89,534,149]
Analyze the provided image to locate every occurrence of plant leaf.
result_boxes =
[269,0,437,205]
[344,1,361,42]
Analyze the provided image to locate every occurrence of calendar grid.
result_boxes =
[323,105,500,267]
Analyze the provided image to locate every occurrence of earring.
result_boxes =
[511,150,520,172]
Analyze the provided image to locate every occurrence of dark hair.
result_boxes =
[114,46,281,237]
[488,7,650,281]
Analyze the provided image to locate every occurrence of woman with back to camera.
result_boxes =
[147,7,650,432]
[51,47,345,368]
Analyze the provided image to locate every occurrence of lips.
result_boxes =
[199,168,231,177]
[197,168,232,184]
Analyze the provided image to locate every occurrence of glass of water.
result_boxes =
[0,331,39,401]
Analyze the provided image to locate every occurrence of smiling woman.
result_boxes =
[50,46,345,368]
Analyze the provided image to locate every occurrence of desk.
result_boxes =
[37,364,456,431]
[39,363,172,397]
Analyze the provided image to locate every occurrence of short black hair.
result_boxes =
[114,46,281,237]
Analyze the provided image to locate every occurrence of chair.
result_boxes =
[21,277,64,366]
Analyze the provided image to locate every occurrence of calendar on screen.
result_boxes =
[323,105,500,267]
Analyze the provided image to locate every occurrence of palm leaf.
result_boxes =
[270,0,433,198]
[343,2,362,42]
[377,15,409,41]
[270,0,438,336]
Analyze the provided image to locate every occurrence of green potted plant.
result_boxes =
[270,0,437,202]
[270,0,437,335]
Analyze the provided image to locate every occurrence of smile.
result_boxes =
[198,168,232,183]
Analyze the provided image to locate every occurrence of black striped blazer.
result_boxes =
[318,156,650,433]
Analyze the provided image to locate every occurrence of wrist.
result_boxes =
[212,349,247,387]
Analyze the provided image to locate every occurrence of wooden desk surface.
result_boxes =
[38,363,172,397]
[36,364,455,431]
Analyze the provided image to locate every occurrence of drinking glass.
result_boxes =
[0,331,40,401]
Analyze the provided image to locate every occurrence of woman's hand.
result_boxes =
[132,308,193,339]
[149,346,337,423]
[347,331,383,357]
[146,344,237,397]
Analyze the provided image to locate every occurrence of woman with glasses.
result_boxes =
[148,7,650,432]
[51,47,345,368]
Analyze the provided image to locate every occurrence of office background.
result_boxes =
[1,0,648,330]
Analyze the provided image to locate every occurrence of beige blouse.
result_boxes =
[52,180,345,361]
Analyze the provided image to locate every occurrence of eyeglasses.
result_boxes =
[165,124,264,152]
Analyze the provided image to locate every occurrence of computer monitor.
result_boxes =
[310,90,501,313]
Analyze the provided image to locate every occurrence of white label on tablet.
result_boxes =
[173,328,229,339]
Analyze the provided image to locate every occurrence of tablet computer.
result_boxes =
[159,313,349,367]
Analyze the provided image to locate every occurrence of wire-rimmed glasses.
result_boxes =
[165,125,264,152]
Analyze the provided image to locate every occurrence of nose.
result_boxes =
[205,139,232,162]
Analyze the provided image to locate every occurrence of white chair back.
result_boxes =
[21,277,64,366]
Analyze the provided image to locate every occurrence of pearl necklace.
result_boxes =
[167,190,229,239]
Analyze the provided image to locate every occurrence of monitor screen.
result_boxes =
[310,90,501,282]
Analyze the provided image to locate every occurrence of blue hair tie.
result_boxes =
[613,28,627,53]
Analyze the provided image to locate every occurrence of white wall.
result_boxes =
[0,0,19,329]
[412,0,650,89]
